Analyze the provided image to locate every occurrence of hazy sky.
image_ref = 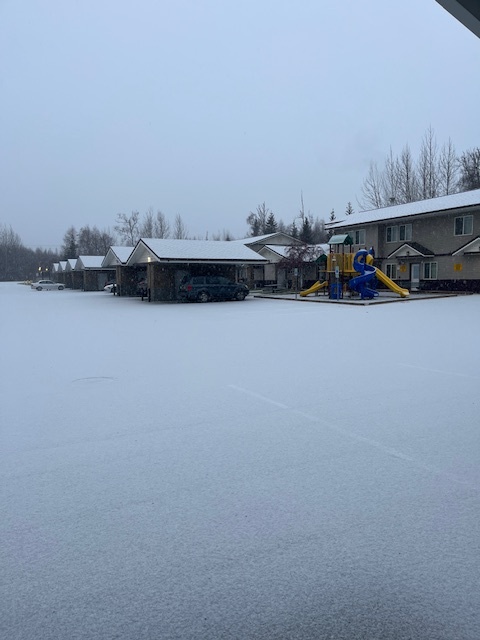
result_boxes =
[1,0,479,249]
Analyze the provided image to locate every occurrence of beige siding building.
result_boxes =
[326,189,480,292]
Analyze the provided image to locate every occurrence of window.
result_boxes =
[423,262,437,279]
[387,224,412,242]
[385,263,397,279]
[386,226,398,242]
[350,229,365,245]
[399,224,412,241]
[454,215,473,236]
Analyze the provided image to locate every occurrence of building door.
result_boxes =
[411,263,420,290]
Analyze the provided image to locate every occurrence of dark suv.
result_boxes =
[178,275,249,302]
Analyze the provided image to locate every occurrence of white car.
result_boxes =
[31,280,65,291]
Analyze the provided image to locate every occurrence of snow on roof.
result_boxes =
[260,245,291,258]
[58,261,67,271]
[326,189,480,230]
[232,233,282,244]
[76,256,105,269]
[101,246,134,267]
[65,258,76,271]
[233,232,299,245]
[128,239,268,264]
[261,243,329,259]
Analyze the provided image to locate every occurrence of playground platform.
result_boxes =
[252,290,462,305]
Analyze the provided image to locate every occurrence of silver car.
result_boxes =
[31,280,65,291]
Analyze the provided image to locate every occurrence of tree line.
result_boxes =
[0,224,61,281]
[2,127,479,280]
[359,127,480,210]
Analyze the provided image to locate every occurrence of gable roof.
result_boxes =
[259,243,329,259]
[233,232,300,246]
[326,189,480,230]
[452,236,480,256]
[387,242,435,259]
[102,246,134,267]
[58,261,67,272]
[126,239,268,266]
[65,259,77,271]
[75,256,105,270]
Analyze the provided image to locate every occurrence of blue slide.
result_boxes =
[349,250,379,300]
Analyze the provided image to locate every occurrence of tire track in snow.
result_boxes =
[229,384,479,493]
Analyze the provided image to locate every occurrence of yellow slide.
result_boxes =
[300,280,328,297]
[375,268,409,298]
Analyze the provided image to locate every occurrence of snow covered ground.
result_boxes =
[1,282,479,640]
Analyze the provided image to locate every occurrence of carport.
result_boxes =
[101,246,135,295]
[125,239,268,301]
[75,256,116,291]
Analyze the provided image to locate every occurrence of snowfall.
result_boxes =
[1,282,479,640]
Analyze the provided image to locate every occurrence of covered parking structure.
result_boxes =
[101,246,134,294]
[122,239,268,301]
[74,256,116,291]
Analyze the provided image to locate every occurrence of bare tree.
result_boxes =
[140,208,155,238]
[312,217,328,243]
[458,147,480,192]
[358,128,463,210]
[78,225,116,254]
[398,144,419,203]
[438,139,459,195]
[98,229,116,254]
[115,212,140,246]
[172,214,189,239]
[0,224,23,280]
[246,202,271,236]
[383,147,402,205]
[359,162,384,209]
[279,243,323,289]
[417,126,439,200]
[154,210,170,238]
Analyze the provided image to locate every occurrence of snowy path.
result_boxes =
[1,283,479,639]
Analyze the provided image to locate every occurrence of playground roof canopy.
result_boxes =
[329,234,353,246]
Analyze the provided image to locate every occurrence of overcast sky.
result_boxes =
[1,0,479,250]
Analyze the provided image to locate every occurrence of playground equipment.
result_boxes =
[374,268,410,298]
[299,280,328,297]
[349,250,379,299]
[349,249,409,300]
[299,235,410,300]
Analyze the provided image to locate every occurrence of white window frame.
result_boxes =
[349,229,365,245]
[423,262,438,280]
[386,226,398,243]
[399,223,412,242]
[454,215,473,236]
[385,263,397,279]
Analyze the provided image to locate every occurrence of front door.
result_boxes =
[411,263,420,290]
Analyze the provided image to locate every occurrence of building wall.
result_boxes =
[344,205,480,289]
[377,209,479,258]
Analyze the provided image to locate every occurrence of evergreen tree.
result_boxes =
[299,216,314,243]
[345,202,354,215]
[61,227,78,259]
[265,212,277,233]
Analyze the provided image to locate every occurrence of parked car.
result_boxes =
[31,280,65,291]
[178,275,249,302]
[104,282,116,293]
